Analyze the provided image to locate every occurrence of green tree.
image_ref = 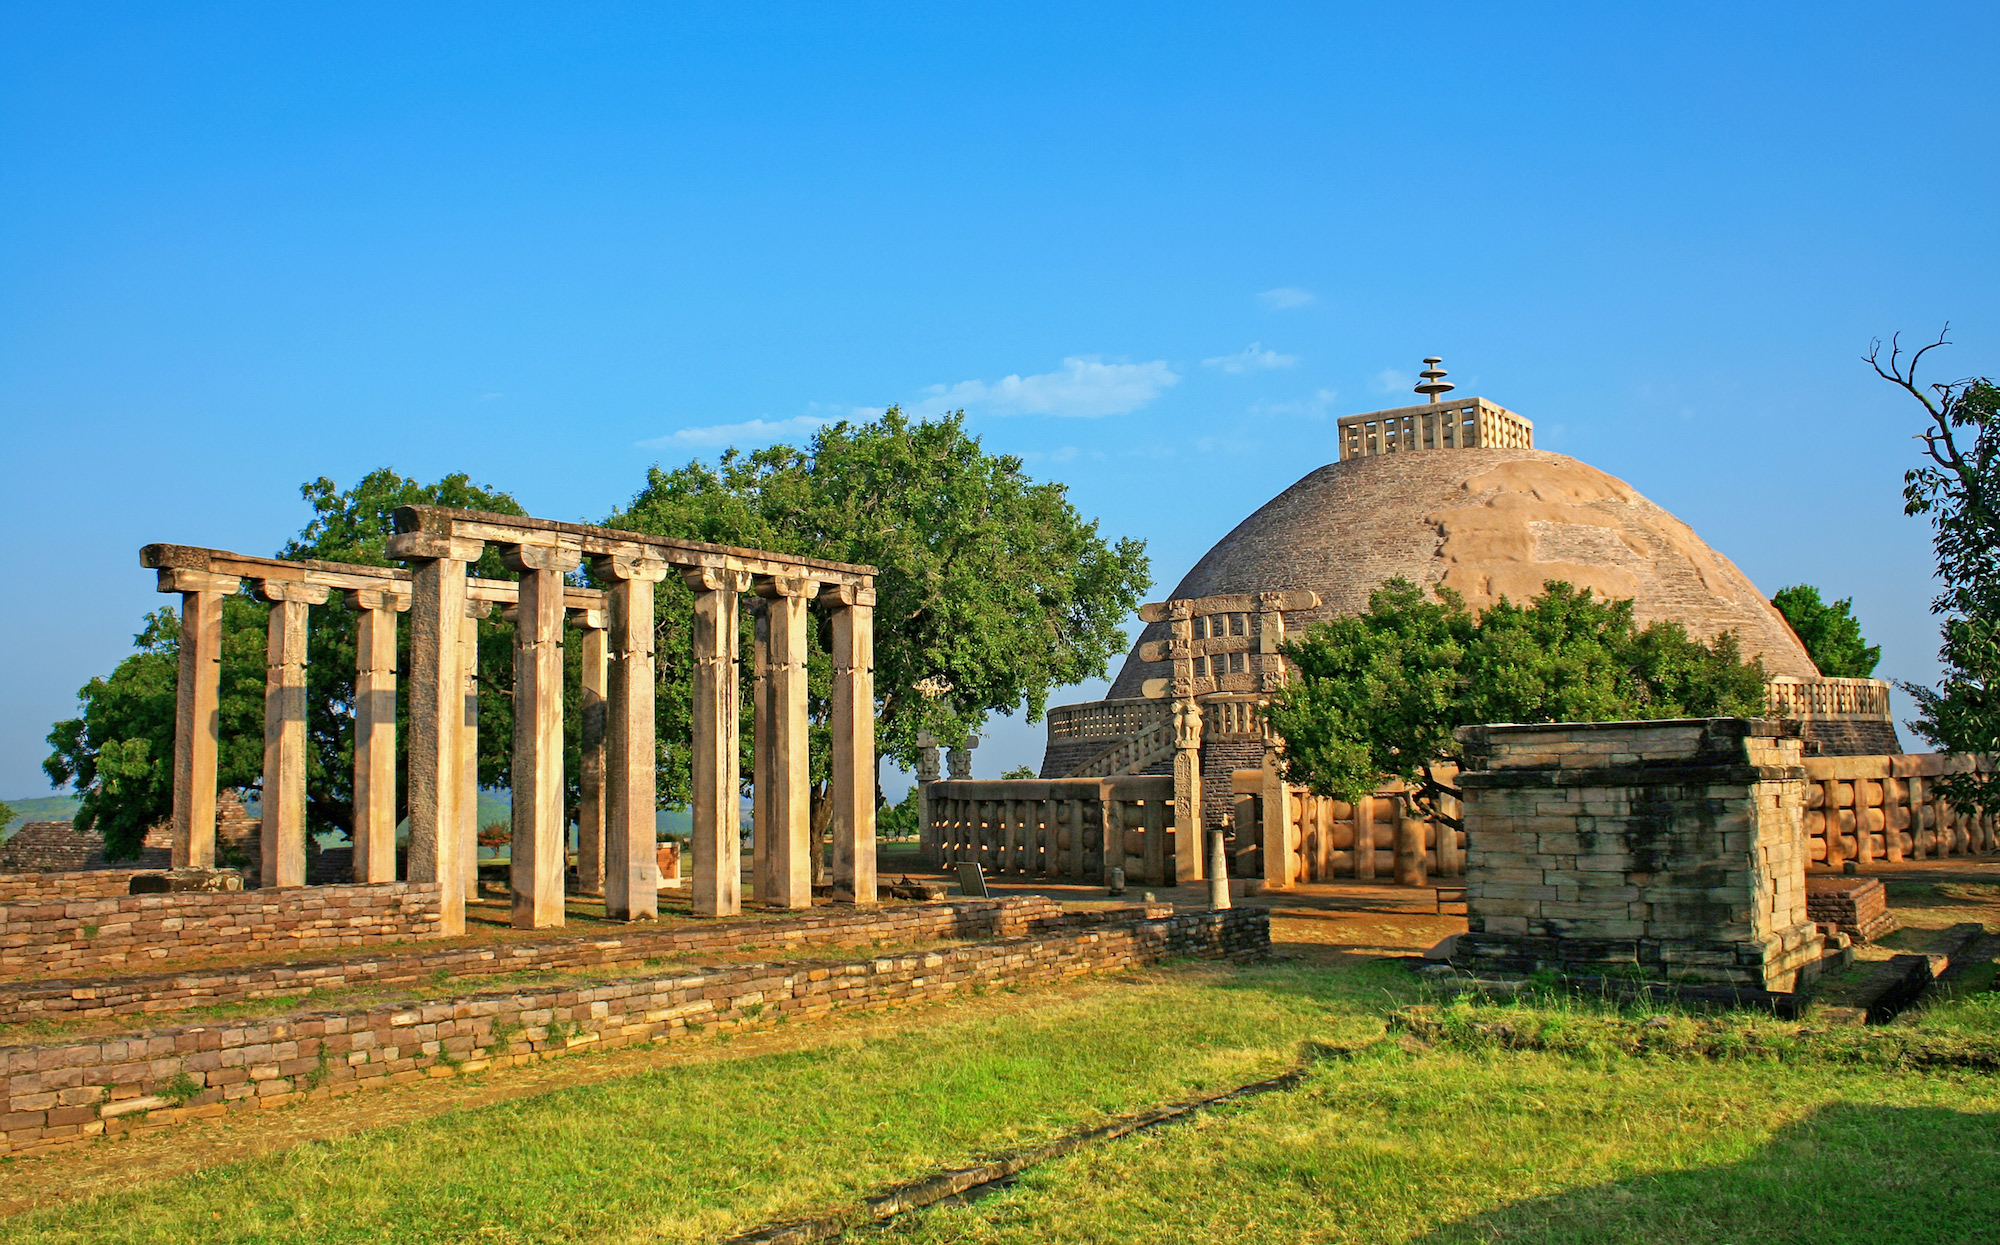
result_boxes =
[608,407,1150,810]
[1264,578,1768,827]
[1873,329,2000,811]
[1770,585,1881,677]
[45,470,527,859]
[0,801,16,833]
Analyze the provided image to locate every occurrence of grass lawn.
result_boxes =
[4,938,1999,1241]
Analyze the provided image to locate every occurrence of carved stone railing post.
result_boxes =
[346,586,407,883]
[597,552,669,921]
[387,532,483,935]
[575,607,608,897]
[824,583,877,903]
[687,567,751,918]
[756,575,816,910]
[160,567,240,869]
[254,579,330,888]
[502,544,582,929]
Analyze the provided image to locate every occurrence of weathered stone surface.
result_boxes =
[128,869,243,894]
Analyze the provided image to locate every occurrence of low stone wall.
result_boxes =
[0,872,138,903]
[0,896,1097,1023]
[0,906,1268,1157]
[1805,877,1898,942]
[1450,718,1827,992]
[0,883,442,977]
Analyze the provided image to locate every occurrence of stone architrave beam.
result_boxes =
[388,531,483,936]
[575,608,608,897]
[824,583,877,904]
[757,575,817,910]
[503,544,582,930]
[346,586,407,884]
[688,567,752,917]
[157,567,240,869]
[254,579,330,888]
[597,552,669,921]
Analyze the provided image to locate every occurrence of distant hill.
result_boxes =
[3,795,80,835]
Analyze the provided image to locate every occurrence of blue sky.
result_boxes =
[3,3,1996,798]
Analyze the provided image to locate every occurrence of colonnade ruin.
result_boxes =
[143,504,878,934]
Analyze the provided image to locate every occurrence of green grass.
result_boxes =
[6,956,2000,1243]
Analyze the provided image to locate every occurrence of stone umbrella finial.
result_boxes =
[1415,356,1454,403]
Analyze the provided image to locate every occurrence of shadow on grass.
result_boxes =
[1418,1102,2000,1244]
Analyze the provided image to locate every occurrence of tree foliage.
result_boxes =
[1874,329,2000,811]
[607,407,1150,799]
[1264,578,1768,826]
[45,470,527,859]
[1771,584,1880,678]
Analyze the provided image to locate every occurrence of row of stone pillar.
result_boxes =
[154,535,877,936]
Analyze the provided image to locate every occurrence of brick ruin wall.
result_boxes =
[1,896,1099,1023]
[0,883,443,977]
[0,905,1269,1157]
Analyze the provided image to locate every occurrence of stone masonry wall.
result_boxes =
[0,872,138,903]
[0,906,1269,1157]
[0,883,442,977]
[1451,718,1825,991]
[0,896,1088,1023]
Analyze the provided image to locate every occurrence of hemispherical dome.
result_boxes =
[1105,446,1816,698]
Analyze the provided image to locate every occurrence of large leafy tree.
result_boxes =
[1771,584,1881,678]
[1873,329,2000,812]
[45,470,527,859]
[1265,578,1768,828]
[608,407,1151,808]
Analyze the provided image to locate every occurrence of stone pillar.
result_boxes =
[254,580,330,888]
[915,732,942,867]
[757,575,816,910]
[575,608,608,897]
[598,552,668,921]
[824,583,877,903]
[1261,742,1293,890]
[687,567,751,918]
[1173,698,1205,884]
[503,545,582,930]
[390,532,482,936]
[459,600,492,898]
[162,568,239,869]
[346,586,406,884]
[751,602,773,905]
[948,736,978,780]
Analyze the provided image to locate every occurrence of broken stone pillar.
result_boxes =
[346,586,406,884]
[459,600,492,898]
[161,567,240,869]
[503,544,582,930]
[915,731,942,867]
[389,531,483,936]
[575,608,608,897]
[1451,718,1827,992]
[948,736,977,780]
[688,568,751,917]
[758,575,816,910]
[254,579,329,888]
[1261,740,1293,890]
[597,551,668,921]
[824,583,877,904]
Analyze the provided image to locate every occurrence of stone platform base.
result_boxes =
[1806,876,1900,943]
[1451,920,1830,993]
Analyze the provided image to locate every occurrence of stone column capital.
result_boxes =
[818,582,876,609]
[501,544,584,575]
[592,551,671,583]
[387,533,485,563]
[465,599,496,620]
[754,573,819,599]
[345,586,410,613]
[254,579,332,606]
[682,566,754,594]
[571,606,607,630]
[156,568,241,595]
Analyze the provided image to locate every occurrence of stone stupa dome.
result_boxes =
[1105,437,1817,700]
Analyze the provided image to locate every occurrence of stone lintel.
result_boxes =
[1137,590,1319,623]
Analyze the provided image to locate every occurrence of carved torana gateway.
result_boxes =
[143,505,877,934]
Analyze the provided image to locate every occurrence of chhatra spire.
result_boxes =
[1414,356,1455,403]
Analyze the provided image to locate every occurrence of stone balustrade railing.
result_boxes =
[1225,769,1464,887]
[1766,676,1894,721]
[1046,698,1169,741]
[924,776,1177,886]
[1802,753,1994,867]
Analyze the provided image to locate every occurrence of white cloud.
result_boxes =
[1249,388,1339,421]
[1202,343,1299,374]
[1372,368,1411,395]
[638,414,831,450]
[1257,287,1316,310]
[915,356,1179,418]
